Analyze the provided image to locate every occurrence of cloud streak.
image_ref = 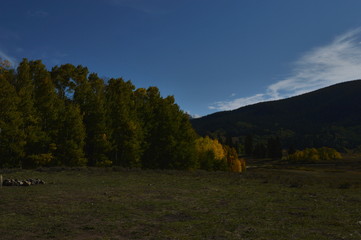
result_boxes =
[209,27,361,111]
[0,49,17,67]
[209,94,266,110]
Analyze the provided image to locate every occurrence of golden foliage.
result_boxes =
[287,147,342,162]
[195,136,246,172]
[230,157,246,173]
[195,136,225,160]
[231,159,242,172]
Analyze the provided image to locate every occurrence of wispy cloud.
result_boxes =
[185,110,201,119]
[0,49,17,67]
[209,27,361,111]
[209,94,266,110]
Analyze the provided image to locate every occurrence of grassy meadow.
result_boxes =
[0,163,361,240]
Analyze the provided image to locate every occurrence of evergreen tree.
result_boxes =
[226,135,234,148]
[288,145,296,155]
[267,137,282,159]
[253,143,267,158]
[244,135,253,155]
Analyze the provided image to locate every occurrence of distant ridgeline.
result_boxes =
[0,58,244,172]
[191,80,361,154]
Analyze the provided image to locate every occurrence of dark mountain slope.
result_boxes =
[191,80,361,149]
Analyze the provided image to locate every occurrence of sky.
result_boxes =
[1,0,361,117]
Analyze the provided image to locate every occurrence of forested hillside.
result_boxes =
[192,80,361,151]
[0,58,243,171]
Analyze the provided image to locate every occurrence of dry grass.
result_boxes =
[0,166,360,240]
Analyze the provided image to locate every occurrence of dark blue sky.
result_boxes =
[2,0,361,116]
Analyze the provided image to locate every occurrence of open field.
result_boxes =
[1,166,361,240]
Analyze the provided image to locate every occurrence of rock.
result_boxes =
[3,179,12,186]
[22,181,31,186]
[2,178,45,186]
[27,179,37,185]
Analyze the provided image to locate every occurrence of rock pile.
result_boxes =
[2,178,45,186]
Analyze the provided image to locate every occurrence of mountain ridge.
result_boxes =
[191,80,361,150]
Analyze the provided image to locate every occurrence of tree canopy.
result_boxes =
[0,58,244,172]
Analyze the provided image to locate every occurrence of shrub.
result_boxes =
[287,147,342,163]
[96,159,113,167]
[28,153,54,167]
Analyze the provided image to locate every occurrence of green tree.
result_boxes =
[140,87,197,170]
[74,72,111,166]
[15,59,47,167]
[31,60,63,165]
[105,78,143,167]
[56,103,87,166]
[0,73,24,167]
[1,58,206,171]
[51,64,76,100]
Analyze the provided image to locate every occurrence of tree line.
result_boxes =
[0,58,244,172]
[243,135,282,159]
